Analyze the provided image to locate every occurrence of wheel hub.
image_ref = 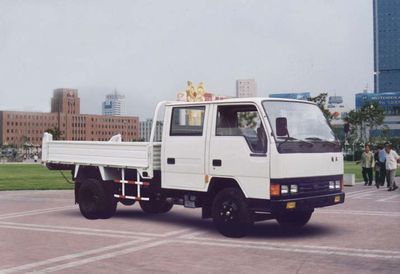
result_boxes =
[220,201,237,222]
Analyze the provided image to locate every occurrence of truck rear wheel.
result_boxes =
[212,188,253,238]
[276,210,313,230]
[78,179,117,219]
[120,199,136,206]
[139,196,173,214]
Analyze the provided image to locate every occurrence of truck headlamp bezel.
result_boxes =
[281,185,289,195]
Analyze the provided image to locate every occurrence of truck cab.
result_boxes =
[43,97,345,237]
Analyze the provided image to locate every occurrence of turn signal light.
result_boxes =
[270,184,280,197]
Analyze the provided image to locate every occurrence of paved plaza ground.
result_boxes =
[0,183,399,274]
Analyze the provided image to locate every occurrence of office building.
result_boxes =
[140,119,163,142]
[236,79,257,98]
[102,90,126,116]
[373,0,400,93]
[51,88,81,114]
[355,91,400,136]
[0,89,139,146]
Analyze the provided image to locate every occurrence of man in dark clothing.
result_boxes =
[378,145,387,187]
[374,146,382,188]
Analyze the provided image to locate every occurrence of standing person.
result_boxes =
[374,145,382,188]
[378,144,387,187]
[384,143,400,191]
[361,144,374,186]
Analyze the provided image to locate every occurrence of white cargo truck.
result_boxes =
[42,98,345,237]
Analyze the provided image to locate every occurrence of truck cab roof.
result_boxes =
[165,97,316,107]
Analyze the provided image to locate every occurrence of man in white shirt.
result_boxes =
[384,143,400,191]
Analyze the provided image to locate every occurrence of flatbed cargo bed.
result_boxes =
[41,133,161,170]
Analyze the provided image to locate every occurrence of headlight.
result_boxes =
[335,180,341,189]
[281,185,289,194]
[329,181,335,190]
[290,184,298,194]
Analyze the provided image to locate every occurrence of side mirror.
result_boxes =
[276,117,288,137]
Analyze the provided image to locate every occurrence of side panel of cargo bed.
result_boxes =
[42,133,161,170]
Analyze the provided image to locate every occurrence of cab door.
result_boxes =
[208,103,270,199]
[162,105,208,191]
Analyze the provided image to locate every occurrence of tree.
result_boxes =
[45,127,61,140]
[343,109,362,144]
[343,101,385,144]
[238,111,258,128]
[360,101,385,135]
[308,93,333,121]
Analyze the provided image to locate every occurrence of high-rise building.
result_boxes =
[236,79,257,98]
[51,88,80,114]
[102,90,126,116]
[140,119,163,142]
[269,92,311,101]
[373,0,400,93]
[0,89,139,146]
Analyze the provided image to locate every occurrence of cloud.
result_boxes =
[0,0,373,118]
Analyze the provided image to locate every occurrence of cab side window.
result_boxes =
[170,106,205,136]
[216,105,267,153]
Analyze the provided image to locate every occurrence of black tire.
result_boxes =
[78,179,117,220]
[139,196,173,214]
[212,188,253,238]
[120,199,136,206]
[276,211,313,230]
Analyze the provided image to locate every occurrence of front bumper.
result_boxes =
[248,192,345,213]
[270,192,345,213]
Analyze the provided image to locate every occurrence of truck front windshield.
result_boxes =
[262,101,339,153]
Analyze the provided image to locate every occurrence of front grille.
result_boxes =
[270,175,343,200]
[298,181,330,195]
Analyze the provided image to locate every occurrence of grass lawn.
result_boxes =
[0,162,397,191]
[0,164,74,191]
[344,161,364,182]
[344,161,400,182]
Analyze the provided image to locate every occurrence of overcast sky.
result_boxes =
[0,0,373,118]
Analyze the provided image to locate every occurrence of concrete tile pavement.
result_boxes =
[0,184,399,273]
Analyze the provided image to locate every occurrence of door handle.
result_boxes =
[212,159,222,167]
[167,158,175,165]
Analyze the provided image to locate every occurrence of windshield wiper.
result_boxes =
[277,136,314,147]
[305,137,338,146]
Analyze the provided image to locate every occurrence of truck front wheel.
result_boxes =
[276,210,313,230]
[78,179,117,220]
[212,188,253,238]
